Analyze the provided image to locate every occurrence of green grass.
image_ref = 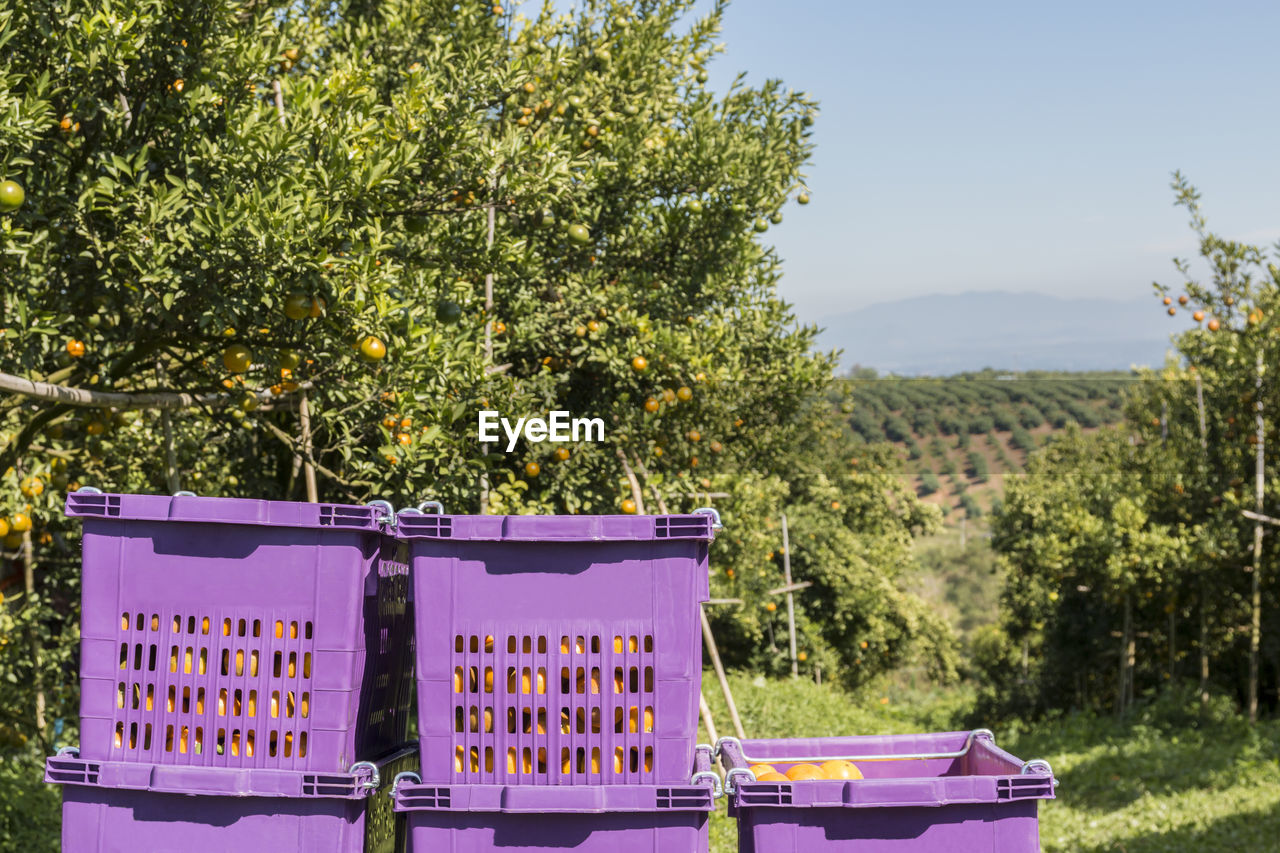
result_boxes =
[698,673,1280,853]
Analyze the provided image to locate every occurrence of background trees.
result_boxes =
[978,178,1280,720]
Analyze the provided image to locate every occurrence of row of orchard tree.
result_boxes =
[0,2,957,837]
[980,175,1280,721]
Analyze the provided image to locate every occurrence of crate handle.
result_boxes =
[1021,758,1057,785]
[717,728,995,766]
[692,507,723,529]
[73,486,102,495]
[390,770,421,798]
[691,770,724,799]
[56,745,80,757]
[348,760,380,791]
[418,500,444,514]
[724,767,757,795]
[173,490,197,497]
[366,500,396,525]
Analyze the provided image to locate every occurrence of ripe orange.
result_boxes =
[653,447,663,457]
[400,417,412,428]
[1178,295,1188,306]
[493,321,507,335]
[765,602,776,612]
[1162,296,1172,306]
[621,498,637,514]
[748,764,776,777]
[173,79,184,92]
[1167,307,1176,316]
[555,447,571,461]
[19,477,43,498]
[784,764,824,781]
[525,462,540,477]
[1208,318,1221,331]
[686,430,700,442]
[60,116,73,131]
[309,296,326,318]
[695,372,706,382]
[10,512,32,533]
[397,432,412,446]
[1193,311,1205,322]
[0,518,8,537]
[797,651,807,661]
[662,388,676,404]
[66,339,86,358]
[676,386,692,401]
[709,440,723,453]
[755,771,789,782]
[587,320,600,333]
[644,398,660,413]
[820,760,863,780]
[631,356,648,372]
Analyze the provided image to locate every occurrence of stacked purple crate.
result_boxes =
[47,490,416,853]
[719,730,1057,853]
[394,508,721,850]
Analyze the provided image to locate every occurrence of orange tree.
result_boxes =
[0,3,955,840]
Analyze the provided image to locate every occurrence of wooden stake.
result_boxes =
[781,513,798,678]
[700,606,745,739]
[1196,371,1210,708]
[698,692,719,746]
[1248,350,1264,724]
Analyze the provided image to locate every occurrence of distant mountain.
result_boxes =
[814,291,1189,375]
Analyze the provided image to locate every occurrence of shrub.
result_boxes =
[919,470,941,495]
[1018,405,1045,429]
[966,451,990,483]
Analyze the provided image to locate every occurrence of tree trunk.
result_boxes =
[298,392,318,503]
[781,513,798,678]
[1199,583,1210,709]
[22,530,47,743]
[1118,592,1133,716]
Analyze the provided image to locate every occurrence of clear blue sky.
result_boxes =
[695,0,1280,323]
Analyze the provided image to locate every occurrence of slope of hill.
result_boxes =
[817,291,1191,375]
[839,371,1133,518]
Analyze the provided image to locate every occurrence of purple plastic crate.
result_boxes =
[397,511,717,786]
[719,731,1056,853]
[392,743,718,851]
[46,746,416,853]
[67,491,415,772]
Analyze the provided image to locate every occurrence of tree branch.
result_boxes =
[0,370,311,411]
